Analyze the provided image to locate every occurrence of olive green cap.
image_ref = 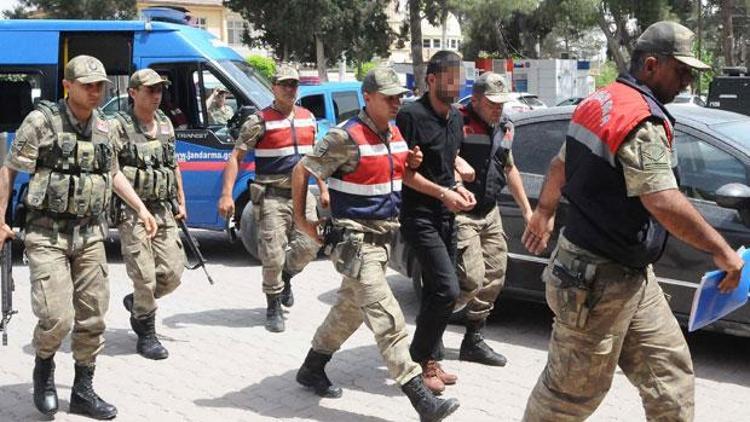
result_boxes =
[362,66,409,96]
[129,68,171,89]
[634,21,710,71]
[64,55,111,84]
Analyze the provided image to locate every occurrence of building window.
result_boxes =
[423,38,430,48]
[450,39,457,49]
[195,17,207,30]
[227,19,245,46]
[433,38,441,48]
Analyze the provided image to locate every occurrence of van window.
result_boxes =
[299,94,326,121]
[332,91,360,123]
[0,72,44,131]
[193,69,238,127]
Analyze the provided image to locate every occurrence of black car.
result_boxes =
[390,104,750,337]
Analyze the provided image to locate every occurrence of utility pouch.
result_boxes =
[550,262,595,329]
[76,142,96,172]
[46,172,70,213]
[249,183,265,206]
[332,231,364,279]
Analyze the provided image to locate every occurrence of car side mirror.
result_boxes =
[715,183,750,210]
[715,183,750,226]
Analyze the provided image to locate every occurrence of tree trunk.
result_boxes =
[315,33,328,82]
[721,0,735,66]
[597,12,628,74]
[409,0,426,94]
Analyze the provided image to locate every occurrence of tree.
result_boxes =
[226,0,394,81]
[8,0,136,19]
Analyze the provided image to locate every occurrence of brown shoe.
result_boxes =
[428,360,457,385]
[420,361,445,394]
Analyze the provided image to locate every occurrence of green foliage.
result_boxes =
[246,55,276,80]
[595,61,619,88]
[8,0,136,19]
[355,61,377,81]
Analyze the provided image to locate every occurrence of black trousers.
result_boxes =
[400,214,459,363]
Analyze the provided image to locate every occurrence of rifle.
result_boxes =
[1,190,18,346]
[170,199,215,285]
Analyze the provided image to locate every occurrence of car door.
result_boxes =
[502,113,570,299]
[656,124,750,323]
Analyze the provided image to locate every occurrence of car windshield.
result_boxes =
[522,96,545,107]
[217,60,273,109]
[711,120,750,147]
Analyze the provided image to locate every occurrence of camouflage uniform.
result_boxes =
[113,69,186,319]
[236,110,319,296]
[523,120,695,421]
[7,89,118,365]
[208,103,234,125]
[302,110,421,386]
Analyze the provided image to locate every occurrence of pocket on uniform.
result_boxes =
[30,265,52,321]
[332,232,364,279]
[76,141,96,172]
[67,174,93,216]
[546,323,616,398]
[46,172,70,213]
[26,168,51,209]
[88,175,107,215]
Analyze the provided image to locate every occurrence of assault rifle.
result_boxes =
[170,199,215,285]
[1,191,18,345]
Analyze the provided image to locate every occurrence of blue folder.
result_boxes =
[688,247,750,332]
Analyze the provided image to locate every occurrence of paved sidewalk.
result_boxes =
[1,232,749,421]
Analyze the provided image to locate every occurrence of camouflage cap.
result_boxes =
[362,66,409,96]
[472,72,510,103]
[634,21,710,71]
[64,55,111,84]
[128,68,171,89]
[274,64,300,83]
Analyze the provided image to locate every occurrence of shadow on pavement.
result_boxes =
[194,346,407,422]
[0,383,70,422]
[161,307,267,329]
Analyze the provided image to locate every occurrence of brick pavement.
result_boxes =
[1,231,749,421]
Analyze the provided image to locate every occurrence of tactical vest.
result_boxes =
[25,100,113,218]
[115,109,178,203]
[562,77,677,269]
[329,118,409,220]
[458,104,513,213]
[255,106,316,175]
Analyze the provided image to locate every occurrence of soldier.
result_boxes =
[218,64,325,332]
[207,87,234,125]
[453,72,532,366]
[521,22,744,421]
[291,65,460,422]
[0,55,158,419]
[113,69,188,360]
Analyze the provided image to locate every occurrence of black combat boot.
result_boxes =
[130,312,169,360]
[402,375,460,422]
[296,348,343,398]
[69,364,117,420]
[33,354,58,416]
[265,294,285,332]
[459,320,507,367]
[280,271,295,307]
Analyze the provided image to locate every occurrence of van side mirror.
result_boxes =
[228,105,258,140]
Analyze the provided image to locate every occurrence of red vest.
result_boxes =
[328,117,409,220]
[254,105,316,175]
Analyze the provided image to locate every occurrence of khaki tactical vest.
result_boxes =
[26,100,113,218]
[115,109,178,203]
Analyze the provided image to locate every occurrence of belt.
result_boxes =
[265,186,292,199]
[26,210,103,236]
[555,245,644,282]
[345,230,392,246]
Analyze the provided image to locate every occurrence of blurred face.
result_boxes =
[64,80,105,111]
[427,65,462,105]
[272,79,299,108]
[472,94,503,125]
[364,91,403,127]
[129,84,164,115]
[643,55,695,104]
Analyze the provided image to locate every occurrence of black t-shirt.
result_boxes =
[396,93,463,218]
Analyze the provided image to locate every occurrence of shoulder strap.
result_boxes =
[35,100,63,134]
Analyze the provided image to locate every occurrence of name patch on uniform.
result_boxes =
[640,143,670,170]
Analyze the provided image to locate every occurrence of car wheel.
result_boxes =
[239,200,259,260]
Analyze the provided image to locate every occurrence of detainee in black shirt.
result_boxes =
[396,51,476,390]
